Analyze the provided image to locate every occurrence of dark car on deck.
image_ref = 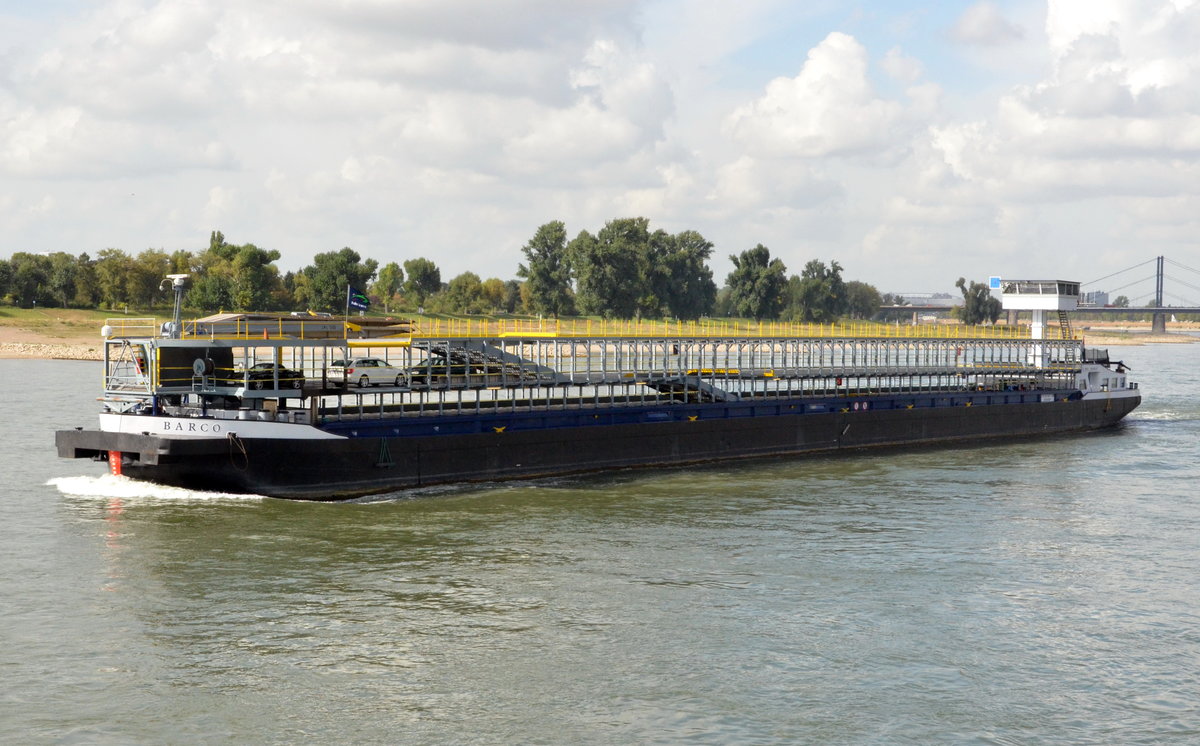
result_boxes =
[244,362,305,390]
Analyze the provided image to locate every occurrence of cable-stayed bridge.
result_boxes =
[1077,256,1200,331]
[884,257,1200,329]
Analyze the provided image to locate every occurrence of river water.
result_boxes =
[2,342,1198,745]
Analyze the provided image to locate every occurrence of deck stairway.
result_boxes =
[1057,310,1073,340]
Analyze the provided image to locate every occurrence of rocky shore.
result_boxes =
[0,342,103,360]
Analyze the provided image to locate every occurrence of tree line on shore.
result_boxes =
[1,220,1006,323]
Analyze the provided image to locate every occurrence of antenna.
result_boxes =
[165,274,189,339]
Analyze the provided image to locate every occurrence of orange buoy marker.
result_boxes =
[108,450,122,476]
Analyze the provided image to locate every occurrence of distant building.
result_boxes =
[1080,291,1109,307]
[892,292,962,307]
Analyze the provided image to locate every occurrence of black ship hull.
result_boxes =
[57,390,1140,500]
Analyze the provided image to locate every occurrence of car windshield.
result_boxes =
[250,363,275,371]
[330,360,347,367]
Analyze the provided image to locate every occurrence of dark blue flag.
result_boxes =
[348,287,370,311]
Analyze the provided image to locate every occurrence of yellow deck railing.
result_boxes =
[103,317,159,338]
[142,315,1083,342]
[404,317,1058,341]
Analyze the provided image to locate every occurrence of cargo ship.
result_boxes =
[55,278,1140,500]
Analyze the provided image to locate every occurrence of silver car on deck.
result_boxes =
[326,357,405,388]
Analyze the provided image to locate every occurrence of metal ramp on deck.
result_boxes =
[463,340,567,383]
[413,340,569,384]
[646,376,740,402]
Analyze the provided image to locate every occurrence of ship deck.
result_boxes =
[93,315,1093,425]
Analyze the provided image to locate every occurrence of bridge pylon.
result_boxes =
[1152,255,1167,334]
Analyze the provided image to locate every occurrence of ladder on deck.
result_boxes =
[1057,310,1073,339]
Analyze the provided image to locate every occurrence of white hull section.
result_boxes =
[98,412,345,440]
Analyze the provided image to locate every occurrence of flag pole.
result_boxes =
[345,283,351,333]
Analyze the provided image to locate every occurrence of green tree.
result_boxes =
[844,280,881,320]
[169,249,194,275]
[189,272,233,311]
[783,259,847,322]
[503,279,524,314]
[7,252,50,308]
[289,272,313,311]
[0,258,11,302]
[188,233,234,311]
[569,219,648,318]
[480,277,507,313]
[208,230,233,259]
[372,262,405,312]
[712,286,733,317]
[46,252,79,307]
[185,233,282,311]
[1112,295,1130,308]
[955,277,1002,324]
[126,249,171,307]
[559,218,717,319]
[230,244,282,310]
[274,270,300,311]
[72,253,99,307]
[659,230,717,319]
[518,220,575,316]
[299,248,379,313]
[403,257,441,308]
[94,249,132,309]
[725,245,787,320]
[435,271,485,313]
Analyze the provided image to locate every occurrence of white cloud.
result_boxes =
[1045,0,1200,95]
[2,0,1200,296]
[708,156,841,214]
[725,32,905,159]
[503,38,672,170]
[858,0,1200,289]
[882,47,924,83]
[929,0,1200,188]
[0,0,676,264]
[950,2,1025,45]
[203,185,234,224]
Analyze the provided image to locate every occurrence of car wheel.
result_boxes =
[292,379,303,389]
[358,375,370,388]
[394,374,403,386]
[251,380,264,390]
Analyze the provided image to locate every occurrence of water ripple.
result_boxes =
[6,347,1200,744]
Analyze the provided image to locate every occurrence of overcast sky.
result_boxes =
[2,0,1197,297]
